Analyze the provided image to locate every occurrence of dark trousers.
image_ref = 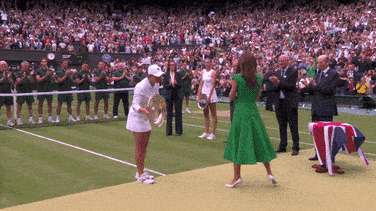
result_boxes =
[113,91,129,116]
[265,91,277,111]
[276,99,300,151]
[166,98,183,135]
[311,115,333,122]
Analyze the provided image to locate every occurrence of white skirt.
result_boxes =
[126,112,152,132]
[202,88,219,103]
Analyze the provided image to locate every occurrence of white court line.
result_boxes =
[185,115,376,144]
[0,124,166,176]
[182,122,315,147]
[182,123,376,157]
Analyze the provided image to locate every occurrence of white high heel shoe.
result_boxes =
[225,178,243,188]
[268,175,278,185]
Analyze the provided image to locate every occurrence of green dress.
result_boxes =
[223,73,276,164]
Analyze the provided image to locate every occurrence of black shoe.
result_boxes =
[223,141,227,143]
[309,155,318,161]
[176,133,182,136]
[275,148,286,153]
[291,150,299,156]
[166,133,172,136]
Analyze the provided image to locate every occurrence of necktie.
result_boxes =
[317,69,322,82]
[281,69,285,77]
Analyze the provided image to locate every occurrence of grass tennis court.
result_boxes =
[1,94,375,209]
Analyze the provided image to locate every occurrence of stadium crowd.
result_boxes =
[1,0,376,126]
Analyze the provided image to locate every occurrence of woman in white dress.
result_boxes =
[197,58,218,140]
[126,64,165,184]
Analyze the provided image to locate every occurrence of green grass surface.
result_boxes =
[1,94,375,209]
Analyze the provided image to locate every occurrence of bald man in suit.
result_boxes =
[268,55,300,156]
[302,55,340,160]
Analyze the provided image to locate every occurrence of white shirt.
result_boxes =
[170,72,175,87]
[126,77,160,132]
[280,67,288,99]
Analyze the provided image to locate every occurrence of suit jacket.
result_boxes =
[270,66,299,109]
[307,68,339,117]
[263,70,277,92]
[162,70,184,101]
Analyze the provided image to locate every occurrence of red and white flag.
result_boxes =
[308,122,369,175]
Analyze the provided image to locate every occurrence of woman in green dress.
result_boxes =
[223,51,278,188]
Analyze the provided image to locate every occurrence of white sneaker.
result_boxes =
[136,172,154,184]
[38,117,43,124]
[17,118,23,126]
[113,115,118,119]
[207,133,216,140]
[94,115,99,120]
[186,108,192,113]
[29,117,36,124]
[7,119,15,127]
[76,116,81,122]
[69,117,76,122]
[135,171,154,180]
[86,115,94,120]
[199,132,210,139]
[103,114,110,119]
[52,117,59,123]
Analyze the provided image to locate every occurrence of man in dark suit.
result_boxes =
[303,55,340,160]
[163,60,184,136]
[268,55,300,156]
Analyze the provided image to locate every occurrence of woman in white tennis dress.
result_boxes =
[197,58,218,140]
[126,64,165,184]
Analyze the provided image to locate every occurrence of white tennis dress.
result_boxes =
[202,69,218,103]
[126,77,160,132]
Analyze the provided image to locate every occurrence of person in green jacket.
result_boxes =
[111,62,132,118]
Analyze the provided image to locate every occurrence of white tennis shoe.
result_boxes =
[135,172,154,184]
[103,114,110,119]
[199,132,209,139]
[29,117,36,124]
[48,116,56,123]
[135,171,154,180]
[86,116,94,120]
[69,116,76,122]
[7,119,15,127]
[207,133,216,140]
[17,118,23,126]
[94,115,99,120]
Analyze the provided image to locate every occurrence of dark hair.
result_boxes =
[236,50,258,89]
[167,57,176,73]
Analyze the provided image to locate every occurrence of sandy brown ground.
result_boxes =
[3,149,375,211]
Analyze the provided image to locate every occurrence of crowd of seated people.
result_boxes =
[1,0,376,100]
